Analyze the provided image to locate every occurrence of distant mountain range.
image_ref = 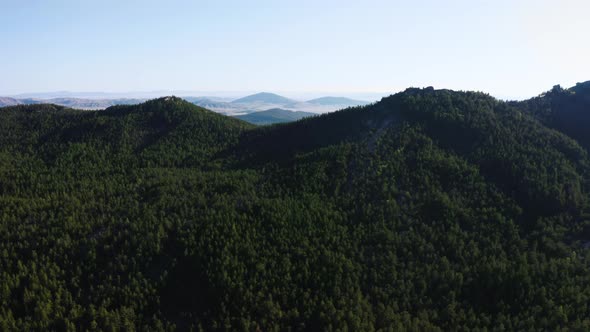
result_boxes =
[0,92,371,121]
[190,92,370,115]
[0,97,144,110]
[235,108,316,125]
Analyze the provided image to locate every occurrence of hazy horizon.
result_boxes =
[0,86,574,103]
[1,0,589,99]
[1,89,390,103]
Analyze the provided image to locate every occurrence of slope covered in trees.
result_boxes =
[1,87,590,331]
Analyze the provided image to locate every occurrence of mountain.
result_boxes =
[2,87,590,330]
[235,108,316,124]
[231,92,295,104]
[306,96,369,106]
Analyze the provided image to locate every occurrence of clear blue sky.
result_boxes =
[1,0,588,99]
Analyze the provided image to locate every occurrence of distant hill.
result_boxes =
[188,98,231,108]
[306,96,368,106]
[0,97,23,107]
[130,94,376,115]
[184,97,240,114]
[235,108,316,125]
[231,92,294,104]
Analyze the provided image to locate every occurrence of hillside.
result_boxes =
[235,108,316,125]
[1,88,590,331]
[0,97,253,168]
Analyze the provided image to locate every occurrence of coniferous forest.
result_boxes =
[1,83,590,331]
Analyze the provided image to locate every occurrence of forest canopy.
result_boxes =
[1,85,590,331]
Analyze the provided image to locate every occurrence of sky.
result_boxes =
[1,0,589,100]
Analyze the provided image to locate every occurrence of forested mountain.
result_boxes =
[235,108,316,125]
[1,86,590,331]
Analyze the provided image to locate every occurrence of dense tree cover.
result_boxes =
[1,90,590,331]
[511,81,590,149]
